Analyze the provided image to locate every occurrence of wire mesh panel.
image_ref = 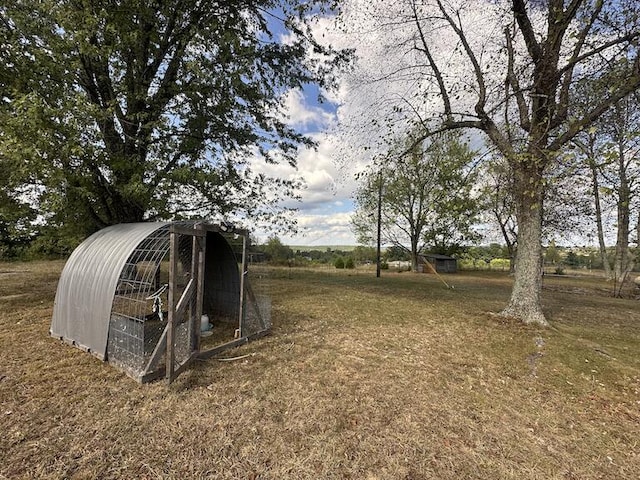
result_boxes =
[245,252,273,333]
[107,223,196,379]
[195,232,272,353]
[166,228,203,383]
[107,226,170,376]
[96,222,273,382]
[241,292,272,336]
[240,240,272,338]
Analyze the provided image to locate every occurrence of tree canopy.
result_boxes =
[0,0,347,255]
[352,130,479,270]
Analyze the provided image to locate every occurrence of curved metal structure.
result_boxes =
[50,222,270,383]
[51,222,170,359]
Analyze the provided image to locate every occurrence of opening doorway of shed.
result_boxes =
[141,223,269,384]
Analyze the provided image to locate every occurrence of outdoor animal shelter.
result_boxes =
[50,221,270,383]
[418,254,458,274]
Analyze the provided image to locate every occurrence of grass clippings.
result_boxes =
[1,261,639,479]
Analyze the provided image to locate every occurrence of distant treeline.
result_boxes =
[252,239,637,272]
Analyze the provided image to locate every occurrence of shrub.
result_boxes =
[334,257,345,269]
[380,261,389,270]
[344,257,355,269]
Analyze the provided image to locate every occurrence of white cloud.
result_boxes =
[280,211,357,246]
[283,89,336,130]
[260,0,628,247]
[255,1,511,246]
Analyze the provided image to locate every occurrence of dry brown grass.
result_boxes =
[1,261,639,479]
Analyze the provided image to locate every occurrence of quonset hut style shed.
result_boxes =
[50,222,270,383]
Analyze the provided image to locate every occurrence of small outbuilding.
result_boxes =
[50,221,270,383]
[418,254,458,274]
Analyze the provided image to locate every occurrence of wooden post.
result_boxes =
[194,225,206,351]
[237,232,248,338]
[376,170,383,278]
[166,230,179,383]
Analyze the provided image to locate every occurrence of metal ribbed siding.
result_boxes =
[50,222,170,360]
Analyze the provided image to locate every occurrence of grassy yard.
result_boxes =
[1,261,639,479]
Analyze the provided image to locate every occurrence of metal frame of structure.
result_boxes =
[51,221,270,383]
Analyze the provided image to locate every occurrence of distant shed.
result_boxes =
[418,254,458,274]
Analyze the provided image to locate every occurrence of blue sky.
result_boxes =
[274,85,359,246]
[252,3,498,247]
[254,0,633,249]
[252,71,362,246]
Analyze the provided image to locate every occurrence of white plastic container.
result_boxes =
[200,314,210,332]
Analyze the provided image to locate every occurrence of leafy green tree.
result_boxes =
[544,240,561,265]
[352,246,377,264]
[571,76,640,288]
[385,245,411,262]
[352,130,480,271]
[344,257,355,269]
[595,96,639,293]
[0,181,36,258]
[334,256,345,269]
[564,251,579,268]
[262,236,293,265]
[0,0,347,244]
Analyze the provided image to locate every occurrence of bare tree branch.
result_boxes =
[553,0,604,129]
[512,0,542,62]
[505,25,531,132]
[410,0,452,120]
[434,0,487,118]
[550,57,640,150]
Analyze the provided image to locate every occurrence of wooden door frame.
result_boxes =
[166,223,207,383]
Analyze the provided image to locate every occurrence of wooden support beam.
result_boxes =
[197,330,270,360]
[195,231,206,351]
[171,351,200,379]
[169,225,207,237]
[238,232,248,338]
[174,278,195,321]
[142,323,168,375]
[166,231,179,383]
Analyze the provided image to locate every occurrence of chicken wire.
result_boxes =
[105,224,272,380]
[107,224,196,377]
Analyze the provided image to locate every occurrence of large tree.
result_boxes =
[573,92,640,292]
[341,0,640,324]
[0,0,346,243]
[352,130,479,271]
[600,97,640,293]
[480,151,593,274]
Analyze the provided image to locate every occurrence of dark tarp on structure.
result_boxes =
[203,231,240,321]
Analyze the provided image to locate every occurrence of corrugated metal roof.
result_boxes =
[50,222,170,359]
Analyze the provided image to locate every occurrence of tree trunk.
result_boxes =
[613,139,632,295]
[410,235,419,272]
[508,248,516,275]
[500,166,548,326]
[495,209,516,274]
[588,158,612,279]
